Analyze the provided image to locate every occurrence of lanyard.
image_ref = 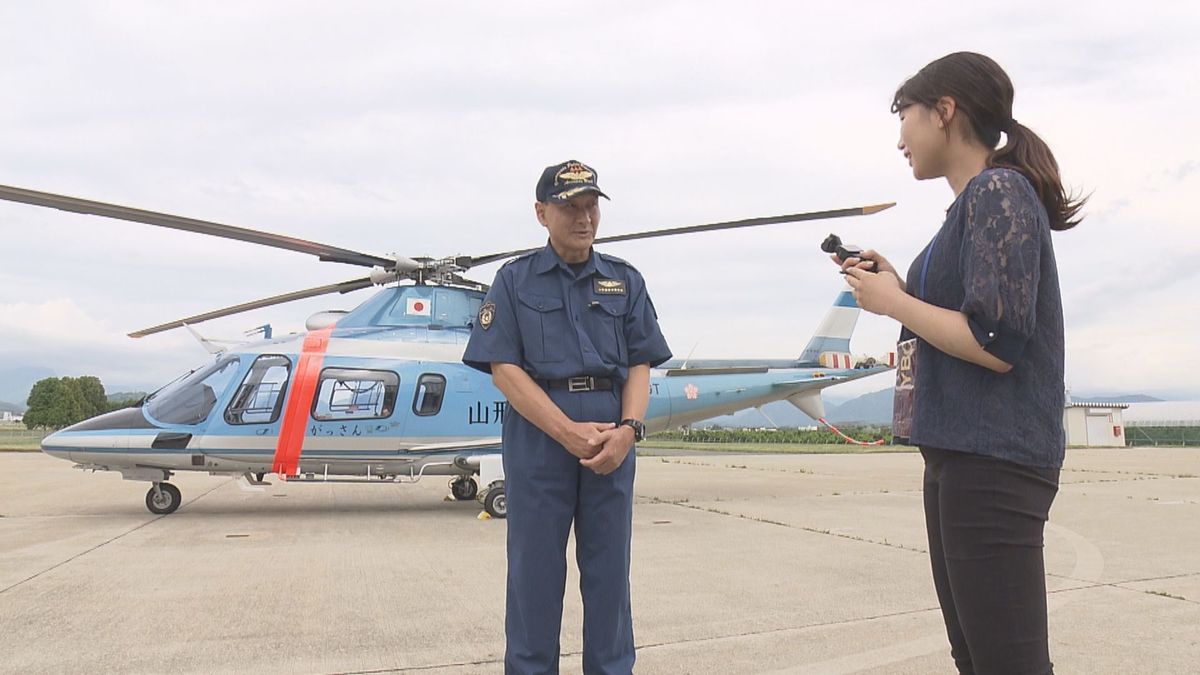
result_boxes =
[918,231,940,300]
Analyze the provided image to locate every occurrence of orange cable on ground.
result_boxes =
[818,417,887,446]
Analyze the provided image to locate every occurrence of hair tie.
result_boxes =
[1005,117,1018,131]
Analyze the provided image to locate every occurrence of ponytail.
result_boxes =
[990,122,1086,231]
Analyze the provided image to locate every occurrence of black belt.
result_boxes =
[540,376,614,392]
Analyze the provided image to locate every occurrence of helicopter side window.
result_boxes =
[146,355,241,426]
[412,373,447,416]
[225,355,292,425]
[311,368,399,421]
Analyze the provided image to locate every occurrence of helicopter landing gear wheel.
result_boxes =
[483,484,506,519]
[450,477,478,501]
[146,482,182,515]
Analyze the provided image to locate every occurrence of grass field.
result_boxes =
[0,422,47,452]
[0,439,44,452]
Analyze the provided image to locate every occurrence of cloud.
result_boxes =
[1171,161,1199,181]
[0,298,200,392]
[1,1,1198,400]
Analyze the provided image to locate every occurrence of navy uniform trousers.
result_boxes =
[503,386,635,675]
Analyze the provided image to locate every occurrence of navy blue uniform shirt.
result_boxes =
[902,168,1066,468]
[463,243,672,384]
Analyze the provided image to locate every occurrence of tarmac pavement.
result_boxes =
[0,448,1197,674]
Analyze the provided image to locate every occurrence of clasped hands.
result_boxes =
[561,421,635,476]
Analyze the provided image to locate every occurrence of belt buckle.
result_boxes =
[568,376,592,392]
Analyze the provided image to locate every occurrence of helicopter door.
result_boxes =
[224,355,292,426]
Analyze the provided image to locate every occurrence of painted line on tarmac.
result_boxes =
[0,479,231,596]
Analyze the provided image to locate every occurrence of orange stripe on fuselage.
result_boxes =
[273,325,335,477]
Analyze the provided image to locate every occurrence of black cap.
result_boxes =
[535,160,610,204]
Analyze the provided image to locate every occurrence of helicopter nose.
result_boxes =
[40,430,73,460]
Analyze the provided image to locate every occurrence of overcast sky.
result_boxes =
[1,1,1197,403]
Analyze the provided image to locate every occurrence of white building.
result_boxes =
[1063,402,1128,448]
[1,411,23,423]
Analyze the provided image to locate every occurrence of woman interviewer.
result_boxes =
[836,52,1084,675]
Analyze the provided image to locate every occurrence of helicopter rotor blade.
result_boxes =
[465,202,895,268]
[0,184,395,269]
[128,277,376,338]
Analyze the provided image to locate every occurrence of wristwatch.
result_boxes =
[619,418,646,442]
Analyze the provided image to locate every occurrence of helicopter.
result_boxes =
[0,183,895,518]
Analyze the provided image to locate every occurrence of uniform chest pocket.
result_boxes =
[589,299,628,365]
[516,291,566,363]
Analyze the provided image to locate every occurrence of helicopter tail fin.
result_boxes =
[797,289,860,364]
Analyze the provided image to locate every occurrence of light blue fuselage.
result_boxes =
[42,285,887,477]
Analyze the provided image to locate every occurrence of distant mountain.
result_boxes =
[698,387,894,428]
[107,391,149,403]
[828,388,894,423]
[0,400,26,414]
[1071,393,1163,404]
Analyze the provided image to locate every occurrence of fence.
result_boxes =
[0,425,51,442]
[1123,423,1200,447]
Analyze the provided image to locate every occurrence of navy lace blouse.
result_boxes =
[901,168,1066,468]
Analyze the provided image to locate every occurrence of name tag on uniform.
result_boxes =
[594,278,627,295]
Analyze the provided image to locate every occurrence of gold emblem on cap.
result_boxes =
[556,162,594,184]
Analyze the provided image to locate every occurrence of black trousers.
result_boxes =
[921,446,1060,675]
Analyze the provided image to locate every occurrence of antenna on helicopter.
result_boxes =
[245,324,272,340]
[680,342,701,370]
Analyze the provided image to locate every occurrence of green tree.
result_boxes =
[23,376,108,430]
[106,394,145,412]
[73,376,108,419]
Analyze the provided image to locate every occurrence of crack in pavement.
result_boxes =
[335,657,504,674]
[653,457,818,475]
[1062,467,1199,480]
[1047,570,1200,605]
[632,604,943,653]
[333,606,949,674]
[640,495,927,553]
[0,478,231,595]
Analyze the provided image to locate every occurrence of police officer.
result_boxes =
[463,160,672,674]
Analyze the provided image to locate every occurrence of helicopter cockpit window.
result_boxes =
[225,355,292,425]
[311,368,399,421]
[412,373,447,416]
[146,355,241,426]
